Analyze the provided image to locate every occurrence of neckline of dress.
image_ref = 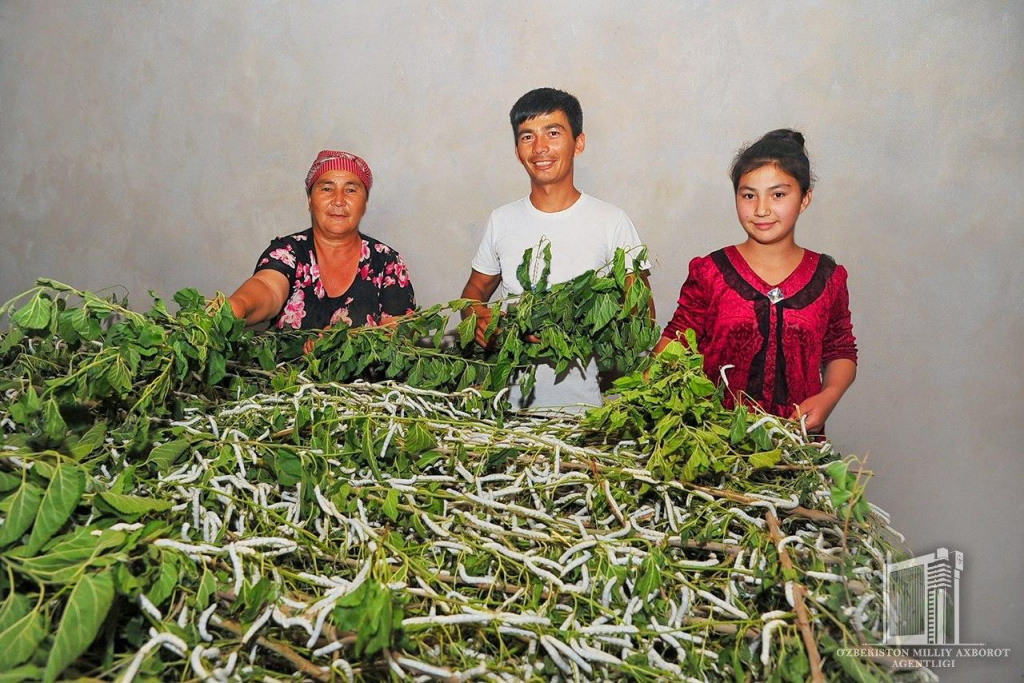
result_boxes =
[724,245,816,293]
[311,232,369,300]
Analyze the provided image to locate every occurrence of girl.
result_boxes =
[656,129,857,432]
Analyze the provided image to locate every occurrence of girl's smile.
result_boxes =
[735,163,812,247]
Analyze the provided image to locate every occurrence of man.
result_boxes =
[460,87,653,411]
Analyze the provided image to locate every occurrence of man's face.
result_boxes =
[514,109,585,188]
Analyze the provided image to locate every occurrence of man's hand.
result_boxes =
[473,306,496,347]
[460,269,503,348]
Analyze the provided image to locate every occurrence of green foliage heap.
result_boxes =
[0,252,915,682]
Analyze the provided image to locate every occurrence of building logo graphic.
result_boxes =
[883,547,962,645]
[836,548,1009,671]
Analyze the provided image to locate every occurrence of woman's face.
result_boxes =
[735,163,811,247]
[308,169,368,239]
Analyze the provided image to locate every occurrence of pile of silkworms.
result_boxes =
[43,378,930,682]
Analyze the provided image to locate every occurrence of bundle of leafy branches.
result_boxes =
[0,252,925,682]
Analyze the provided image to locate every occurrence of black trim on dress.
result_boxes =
[709,250,836,407]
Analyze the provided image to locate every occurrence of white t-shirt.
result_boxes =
[471,193,648,412]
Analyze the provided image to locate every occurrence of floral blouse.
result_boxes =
[254,229,416,330]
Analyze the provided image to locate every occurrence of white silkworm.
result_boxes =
[192,488,201,530]
[305,599,337,649]
[189,645,213,680]
[601,575,618,608]
[396,656,456,678]
[694,587,750,620]
[434,540,470,553]
[404,613,494,627]
[761,610,790,621]
[623,596,643,625]
[499,613,551,626]
[603,479,625,525]
[227,543,245,595]
[647,646,682,675]
[523,560,564,588]
[458,564,494,586]
[271,607,313,635]
[578,624,638,635]
[760,619,787,666]
[456,663,489,681]
[571,638,622,666]
[544,634,592,675]
[726,507,765,529]
[121,632,189,683]
[677,555,721,568]
[539,635,573,676]
[805,570,847,582]
[596,520,633,540]
[198,603,218,642]
[777,535,805,551]
[312,641,344,658]
[558,539,598,565]
[241,606,273,644]
[559,551,591,577]
[332,658,355,683]
[138,594,163,621]
[497,625,537,640]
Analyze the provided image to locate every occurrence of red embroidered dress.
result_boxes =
[662,246,857,418]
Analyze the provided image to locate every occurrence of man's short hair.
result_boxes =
[509,88,583,140]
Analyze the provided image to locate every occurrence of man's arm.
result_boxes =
[625,271,656,324]
[460,269,502,347]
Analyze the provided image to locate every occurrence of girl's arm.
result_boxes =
[655,257,710,354]
[790,359,856,432]
[791,265,858,431]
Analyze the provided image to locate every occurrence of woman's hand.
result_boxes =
[303,330,326,355]
[790,390,840,433]
[226,271,290,326]
[790,359,857,432]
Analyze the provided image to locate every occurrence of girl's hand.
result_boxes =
[792,359,857,432]
[790,389,840,433]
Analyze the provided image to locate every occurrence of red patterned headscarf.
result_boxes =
[305,150,373,195]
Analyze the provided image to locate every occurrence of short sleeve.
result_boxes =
[609,211,651,271]
[379,252,417,317]
[470,215,501,276]
[662,256,711,345]
[254,235,300,281]
[821,265,858,365]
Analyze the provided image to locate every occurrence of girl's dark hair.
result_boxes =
[730,129,813,194]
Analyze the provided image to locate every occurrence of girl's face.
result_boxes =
[735,163,811,248]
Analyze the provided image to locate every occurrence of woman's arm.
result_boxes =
[790,358,856,432]
[794,265,858,431]
[227,270,290,326]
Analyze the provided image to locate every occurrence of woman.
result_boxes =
[228,150,416,330]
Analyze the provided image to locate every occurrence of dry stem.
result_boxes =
[766,510,825,683]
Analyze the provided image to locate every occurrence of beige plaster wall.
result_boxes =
[1,2,1021,678]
